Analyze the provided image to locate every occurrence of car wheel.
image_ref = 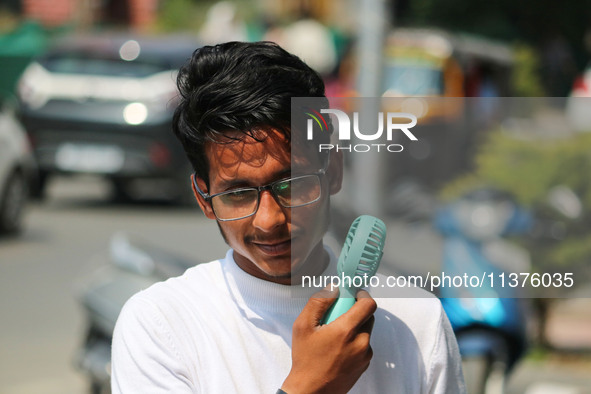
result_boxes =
[174,177,197,206]
[461,352,507,394]
[90,380,111,394]
[110,178,134,202]
[29,170,49,200]
[172,165,197,206]
[0,170,28,234]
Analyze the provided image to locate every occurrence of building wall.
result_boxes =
[128,0,158,30]
[20,0,159,30]
[22,0,75,27]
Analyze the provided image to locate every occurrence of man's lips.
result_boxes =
[252,239,292,256]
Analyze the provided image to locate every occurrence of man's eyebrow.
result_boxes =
[217,168,292,190]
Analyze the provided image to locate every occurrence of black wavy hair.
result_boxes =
[172,41,329,185]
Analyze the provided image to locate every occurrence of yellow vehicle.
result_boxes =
[334,28,513,121]
[380,28,514,123]
[333,28,514,187]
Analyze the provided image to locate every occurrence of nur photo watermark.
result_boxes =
[291,97,591,300]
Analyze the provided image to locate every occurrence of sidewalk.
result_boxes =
[507,353,591,394]
[546,294,591,350]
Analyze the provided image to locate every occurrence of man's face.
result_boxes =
[193,129,342,285]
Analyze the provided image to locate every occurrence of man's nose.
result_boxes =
[252,190,288,231]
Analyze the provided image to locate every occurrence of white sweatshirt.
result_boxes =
[111,249,465,393]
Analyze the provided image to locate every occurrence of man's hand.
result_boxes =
[281,288,377,394]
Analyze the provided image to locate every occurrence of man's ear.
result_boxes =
[191,174,216,220]
[326,150,343,195]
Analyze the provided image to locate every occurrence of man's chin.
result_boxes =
[259,267,309,286]
[257,257,309,284]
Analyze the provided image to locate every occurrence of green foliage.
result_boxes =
[511,44,546,97]
[154,0,260,37]
[549,234,591,267]
[442,131,591,205]
[525,346,550,362]
[407,0,437,25]
[401,0,591,72]
[404,0,517,41]
[155,0,206,33]
[442,129,591,273]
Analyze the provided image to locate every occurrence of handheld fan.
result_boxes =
[321,215,387,325]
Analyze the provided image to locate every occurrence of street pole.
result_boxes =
[352,0,390,216]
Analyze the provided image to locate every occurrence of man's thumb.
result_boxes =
[302,286,339,326]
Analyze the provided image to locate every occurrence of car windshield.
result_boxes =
[40,54,169,77]
[383,63,443,96]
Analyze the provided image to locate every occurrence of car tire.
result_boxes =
[90,380,110,394]
[0,169,28,234]
[174,177,197,206]
[172,164,197,207]
[29,170,49,200]
[110,178,134,202]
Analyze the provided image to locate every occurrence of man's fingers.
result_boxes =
[299,288,377,330]
[313,286,339,300]
[356,289,372,300]
[359,314,375,336]
[338,289,377,328]
[354,296,375,361]
[298,287,339,327]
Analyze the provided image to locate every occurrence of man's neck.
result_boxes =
[289,243,330,285]
[232,241,330,286]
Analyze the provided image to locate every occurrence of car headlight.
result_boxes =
[18,62,51,109]
[123,102,148,125]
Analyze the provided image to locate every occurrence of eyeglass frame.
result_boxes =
[191,164,329,222]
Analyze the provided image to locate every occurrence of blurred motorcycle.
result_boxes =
[75,232,197,394]
[434,188,533,394]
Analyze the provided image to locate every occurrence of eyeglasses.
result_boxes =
[193,169,326,221]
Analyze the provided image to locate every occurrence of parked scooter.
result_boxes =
[434,188,533,394]
[75,232,198,394]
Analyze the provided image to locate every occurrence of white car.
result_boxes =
[565,65,591,132]
[17,34,200,203]
[0,101,35,234]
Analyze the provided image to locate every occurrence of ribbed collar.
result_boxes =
[220,248,337,316]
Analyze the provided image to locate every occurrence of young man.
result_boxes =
[111,41,465,393]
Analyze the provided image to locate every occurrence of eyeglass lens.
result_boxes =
[211,175,321,220]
